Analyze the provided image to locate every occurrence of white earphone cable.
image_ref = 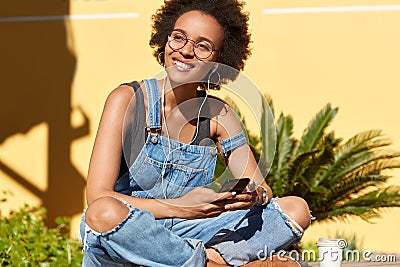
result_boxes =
[159,63,217,199]
[160,79,208,199]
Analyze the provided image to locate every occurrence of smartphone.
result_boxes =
[218,178,250,194]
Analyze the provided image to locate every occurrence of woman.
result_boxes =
[80,0,312,266]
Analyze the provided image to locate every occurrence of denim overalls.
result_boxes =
[80,79,302,267]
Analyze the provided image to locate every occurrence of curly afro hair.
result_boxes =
[149,0,252,86]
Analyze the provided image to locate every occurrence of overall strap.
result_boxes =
[120,81,141,91]
[143,79,162,131]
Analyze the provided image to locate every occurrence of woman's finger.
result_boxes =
[232,193,253,202]
[211,191,236,202]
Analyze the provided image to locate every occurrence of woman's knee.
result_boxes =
[275,196,312,232]
[85,196,129,233]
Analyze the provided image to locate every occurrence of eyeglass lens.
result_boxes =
[168,30,215,59]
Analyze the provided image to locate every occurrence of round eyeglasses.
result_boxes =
[167,30,217,60]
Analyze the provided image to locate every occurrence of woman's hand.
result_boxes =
[224,189,257,211]
[169,187,257,219]
[169,187,232,219]
[222,180,258,211]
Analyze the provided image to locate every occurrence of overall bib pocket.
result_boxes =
[130,154,209,199]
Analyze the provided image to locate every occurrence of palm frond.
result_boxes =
[328,174,390,204]
[260,93,277,176]
[269,113,295,194]
[342,186,400,207]
[328,154,400,187]
[295,103,338,156]
[317,130,391,185]
[314,186,400,222]
[263,93,275,118]
[287,150,319,190]
[329,186,400,222]
[318,206,379,222]
[303,132,338,186]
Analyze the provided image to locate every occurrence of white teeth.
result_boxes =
[174,60,192,69]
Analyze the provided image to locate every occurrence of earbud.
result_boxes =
[207,63,220,90]
[212,63,219,72]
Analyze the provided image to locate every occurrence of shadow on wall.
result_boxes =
[0,0,88,227]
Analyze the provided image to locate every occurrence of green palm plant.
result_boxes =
[215,94,400,222]
[262,101,400,222]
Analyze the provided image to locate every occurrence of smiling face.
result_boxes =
[164,10,224,86]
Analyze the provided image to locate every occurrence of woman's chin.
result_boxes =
[166,68,206,86]
[165,63,213,86]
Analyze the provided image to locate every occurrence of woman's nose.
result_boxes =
[180,40,196,58]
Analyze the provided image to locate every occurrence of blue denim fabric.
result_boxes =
[80,79,301,266]
[169,198,302,266]
[80,200,206,267]
[129,133,218,200]
[219,131,247,156]
[144,79,162,130]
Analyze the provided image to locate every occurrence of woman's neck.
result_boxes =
[163,78,200,109]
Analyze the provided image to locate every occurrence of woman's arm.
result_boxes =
[86,85,134,205]
[226,145,273,203]
[212,102,273,208]
[86,85,234,219]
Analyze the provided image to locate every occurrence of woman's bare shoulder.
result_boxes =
[207,95,236,117]
[105,80,145,108]
[106,84,136,105]
[207,95,242,139]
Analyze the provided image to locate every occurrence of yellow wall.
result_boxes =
[1,0,399,253]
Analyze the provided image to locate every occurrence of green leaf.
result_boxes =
[272,113,295,194]
[310,186,327,193]
[260,93,277,176]
[0,193,83,266]
[295,103,338,156]
[318,130,390,185]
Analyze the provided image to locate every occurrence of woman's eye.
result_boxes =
[197,42,212,51]
[173,34,186,42]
